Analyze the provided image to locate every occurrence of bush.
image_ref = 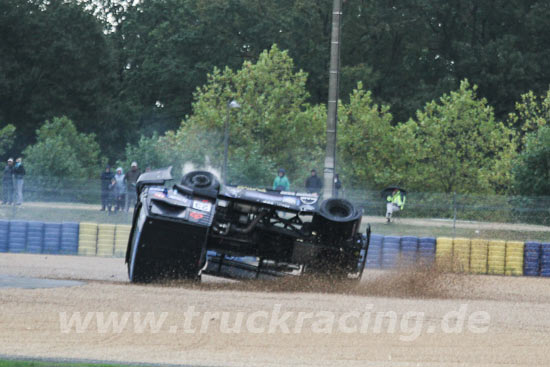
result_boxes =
[23,116,104,201]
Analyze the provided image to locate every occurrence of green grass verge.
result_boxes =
[364,222,550,242]
[0,206,131,225]
[0,360,147,367]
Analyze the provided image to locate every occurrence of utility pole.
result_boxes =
[222,100,240,185]
[323,0,343,199]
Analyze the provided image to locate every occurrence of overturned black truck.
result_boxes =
[125,167,370,282]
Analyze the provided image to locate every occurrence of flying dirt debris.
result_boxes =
[125,167,370,283]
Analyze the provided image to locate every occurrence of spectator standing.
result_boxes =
[305,169,323,194]
[100,165,114,212]
[108,177,117,214]
[13,157,25,205]
[113,167,127,212]
[333,173,342,198]
[2,158,14,205]
[125,161,141,211]
[273,168,290,191]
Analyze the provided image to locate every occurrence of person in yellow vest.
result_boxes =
[386,189,405,223]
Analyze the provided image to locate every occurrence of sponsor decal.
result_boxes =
[282,197,299,205]
[300,196,318,205]
[237,186,267,193]
[192,200,212,212]
[189,211,205,221]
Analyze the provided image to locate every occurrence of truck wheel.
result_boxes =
[319,198,357,221]
[181,170,220,191]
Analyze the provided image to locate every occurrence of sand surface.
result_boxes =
[1,253,550,366]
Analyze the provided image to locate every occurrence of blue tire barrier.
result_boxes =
[524,242,541,276]
[382,236,401,269]
[418,237,436,264]
[366,234,384,268]
[43,223,62,254]
[8,220,28,253]
[0,220,9,252]
[400,236,418,266]
[60,222,79,255]
[540,243,550,277]
[26,221,45,253]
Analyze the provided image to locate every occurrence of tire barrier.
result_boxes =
[488,240,506,275]
[452,238,471,273]
[505,241,524,276]
[61,222,79,255]
[114,224,131,258]
[26,221,45,254]
[43,222,62,254]
[541,243,550,277]
[365,234,383,268]
[78,222,98,256]
[524,242,541,276]
[418,237,436,266]
[97,224,116,257]
[381,236,401,269]
[1,220,550,279]
[8,220,27,253]
[435,237,453,271]
[470,239,488,274]
[400,236,418,267]
[0,220,8,252]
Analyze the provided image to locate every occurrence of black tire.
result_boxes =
[319,198,358,222]
[181,170,220,191]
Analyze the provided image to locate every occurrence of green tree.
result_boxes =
[403,80,516,194]
[508,90,550,150]
[513,125,550,196]
[117,133,173,173]
[23,116,104,198]
[168,45,325,187]
[0,124,16,158]
[337,83,395,189]
[0,0,117,153]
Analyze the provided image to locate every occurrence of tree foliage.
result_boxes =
[401,81,516,194]
[0,124,16,158]
[23,116,104,188]
[337,83,395,188]
[0,0,117,152]
[167,45,325,187]
[3,0,550,195]
[513,125,550,196]
[117,133,173,173]
[508,90,550,150]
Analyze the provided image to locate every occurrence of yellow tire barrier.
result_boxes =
[452,237,471,273]
[78,222,98,256]
[96,224,115,257]
[488,240,506,275]
[114,225,131,257]
[436,237,453,271]
[470,239,488,274]
[505,241,524,276]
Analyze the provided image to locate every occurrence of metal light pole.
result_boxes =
[323,0,343,199]
[223,100,241,185]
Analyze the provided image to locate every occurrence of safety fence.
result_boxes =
[1,218,550,277]
[4,174,550,225]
